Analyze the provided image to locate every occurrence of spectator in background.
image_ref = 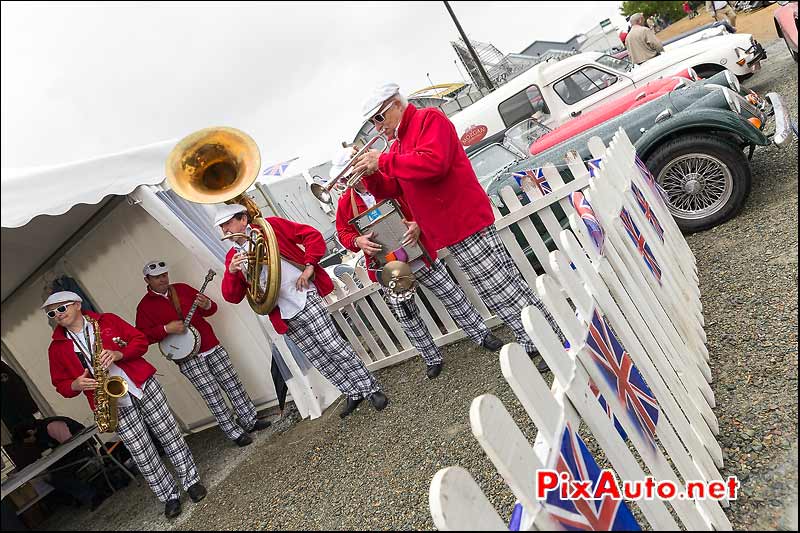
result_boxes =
[625,12,665,65]
[707,1,737,27]
[9,416,109,511]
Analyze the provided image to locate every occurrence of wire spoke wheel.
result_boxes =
[656,153,733,220]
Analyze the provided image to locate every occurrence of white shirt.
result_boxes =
[713,1,728,8]
[233,227,315,320]
[356,189,376,209]
[68,318,143,407]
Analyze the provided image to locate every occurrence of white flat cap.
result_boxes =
[361,82,400,119]
[41,291,82,309]
[329,147,355,180]
[214,203,247,227]
[142,259,169,276]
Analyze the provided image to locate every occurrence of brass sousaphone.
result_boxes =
[165,127,281,315]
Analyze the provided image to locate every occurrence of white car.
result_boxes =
[451,32,766,151]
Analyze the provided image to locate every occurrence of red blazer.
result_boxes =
[221,217,334,334]
[135,283,220,353]
[362,104,495,251]
[48,311,153,411]
[335,188,437,283]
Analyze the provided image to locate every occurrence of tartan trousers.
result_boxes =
[116,377,200,503]
[285,291,382,401]
[384,258,489,366]
[447,225,566,352]
[178,345,258,441]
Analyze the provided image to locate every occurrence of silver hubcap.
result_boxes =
[657,153,733,220]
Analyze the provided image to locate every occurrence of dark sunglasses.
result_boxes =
[370,101,395,124]
[46,302,75,318]
[147,261,166,271]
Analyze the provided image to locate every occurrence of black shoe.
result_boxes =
[164,498,182,519]
[527,349,550,373]
[187,482,207,503]
[235,433,253,447]
[339,397,364,419]
[249,418,272,432]
[368,391,389,411]
[480,333,504,351]
[426,363,443,379]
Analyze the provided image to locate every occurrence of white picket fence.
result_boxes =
[426,129,730,531]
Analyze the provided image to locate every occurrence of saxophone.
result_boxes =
[88,317,128,433]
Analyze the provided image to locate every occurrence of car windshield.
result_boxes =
[596,54,634,73]
[469,144,522,189]
[504,118,551,155]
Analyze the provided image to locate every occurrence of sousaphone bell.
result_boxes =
[165,127,281,315]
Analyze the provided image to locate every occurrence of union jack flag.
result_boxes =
[633,155,669,204]
[631,182,665,243]
[586,157,603,178]
[512,167,552,196]
[261,157,299,177]
[588,378,628,442]
[570,191,604,255]
[543,422,641,530]
[586,308,660,447]
[619,207,662,284]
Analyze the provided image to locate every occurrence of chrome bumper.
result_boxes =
[766,92,791,147]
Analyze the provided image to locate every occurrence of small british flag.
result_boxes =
[633,155,669,204]
[570,191,605,255]
[512,167,552,196]
[588,377,628,442]
[619,207,662,284]
[261,157,299,177]
[543,421,641,530]
[585,308,660,447]
[586,157,603,178]
[631,182,665,243]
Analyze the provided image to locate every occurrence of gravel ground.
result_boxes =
[39,39,797,532]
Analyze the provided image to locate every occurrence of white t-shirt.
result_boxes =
[68,318,143,407]
[713,1,729,9]
[233,227,315,320]
[356,189,377,210]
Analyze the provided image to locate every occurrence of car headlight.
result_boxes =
[721,87,741,113]
[724,71,741,93]
[687,67,699,81]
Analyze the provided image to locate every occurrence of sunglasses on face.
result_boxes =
[146,261,166,271]
[46,302,75,318]
[370,101,395,124]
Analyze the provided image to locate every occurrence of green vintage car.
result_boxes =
[470,71,790,270]
[486,72,791,233]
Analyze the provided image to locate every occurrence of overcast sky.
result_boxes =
[1,1,626,175]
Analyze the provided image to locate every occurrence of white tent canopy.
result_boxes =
[1,141,175,301]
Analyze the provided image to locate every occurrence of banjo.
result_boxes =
[158,269,216,362]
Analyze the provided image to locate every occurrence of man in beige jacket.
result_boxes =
[706,1,737,27]
[625,12,665,65]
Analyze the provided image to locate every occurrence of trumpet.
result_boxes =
[311,134,388,204]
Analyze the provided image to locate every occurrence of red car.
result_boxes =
[774,1,799,62]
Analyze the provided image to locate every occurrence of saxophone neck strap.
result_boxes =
[66,320,94,371]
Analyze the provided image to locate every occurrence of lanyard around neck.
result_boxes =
[67,320,94,367]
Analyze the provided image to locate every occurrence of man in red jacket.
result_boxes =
[215,204,389,419]
[352,83,566,372]
[135,260,271,448]
[331,147,504,379]
[44,291,205,519]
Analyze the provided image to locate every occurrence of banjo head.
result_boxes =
[159,327,201,361]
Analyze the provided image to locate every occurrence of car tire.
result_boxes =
[645,135,751,233]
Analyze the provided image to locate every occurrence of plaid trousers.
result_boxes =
[116,377,200,503]
[384,258,489,366]
[178,345,257,441]
[448,225,566,352]
[286,291,382,401]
